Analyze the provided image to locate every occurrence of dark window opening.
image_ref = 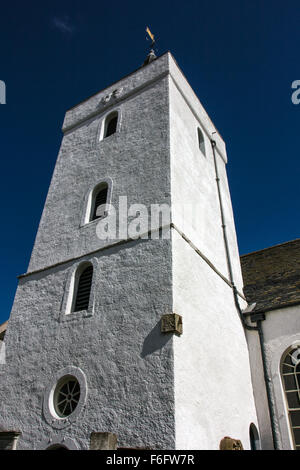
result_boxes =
[47,445,69,450]
[250,425,257,450]
[198,127,206,156]
[249,423,260,450]
[104,114,118,138]
[92,185,108,221]
[73,265,93,312]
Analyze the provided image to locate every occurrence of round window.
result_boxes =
[54,376,80,418]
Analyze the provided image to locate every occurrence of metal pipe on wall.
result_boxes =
[210,138,279,449]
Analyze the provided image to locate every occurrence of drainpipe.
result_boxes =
[210,138,279,450]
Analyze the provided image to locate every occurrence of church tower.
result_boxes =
[0,52,259,450]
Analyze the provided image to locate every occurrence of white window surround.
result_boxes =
[98,107,122,142]
[36,436,79,450]
[60,258,98,321]
[270,336,300,449]
[43,366,88,430]
[80,177,113,227]
[0,340,5,365]
[280,344,300,450]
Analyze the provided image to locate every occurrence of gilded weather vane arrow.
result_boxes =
[144,26,157,65]
[146,26,155,47]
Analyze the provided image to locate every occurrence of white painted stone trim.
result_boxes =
[0,340,5,365]
[80,177,113,228]
[97,106,122,143]
[60,258,98,321]
[43,366,88,430]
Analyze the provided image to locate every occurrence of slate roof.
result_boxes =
[240,239,300,313]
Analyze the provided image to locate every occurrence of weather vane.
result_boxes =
[144,26,157,65]
[146,26,155,48]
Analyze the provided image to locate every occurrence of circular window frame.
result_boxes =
[43,366,87,429]
[53,375,81,418]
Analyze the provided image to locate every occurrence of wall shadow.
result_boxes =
[141,320,172,358]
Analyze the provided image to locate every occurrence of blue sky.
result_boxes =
[0,0,299,324]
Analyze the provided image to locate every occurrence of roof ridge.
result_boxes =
[241,239,300,258]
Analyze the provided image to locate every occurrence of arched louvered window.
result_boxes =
[91,183,108,221]
[198,127,206,156]
[281,346,300,449]
[104,112,118,138]
[73,265,93,312]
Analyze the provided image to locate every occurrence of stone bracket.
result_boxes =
[219,436,244,450]
[90,432,118,450]
[161,313,183,335]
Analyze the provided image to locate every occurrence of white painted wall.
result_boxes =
[169,54,258,449]
[168,55,244,293]
[172,231,259,449]
[247,305,300,450]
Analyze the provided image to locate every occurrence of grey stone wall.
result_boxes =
[27,56,171,273]
[0,54,175,450]
[0,238,174,449]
